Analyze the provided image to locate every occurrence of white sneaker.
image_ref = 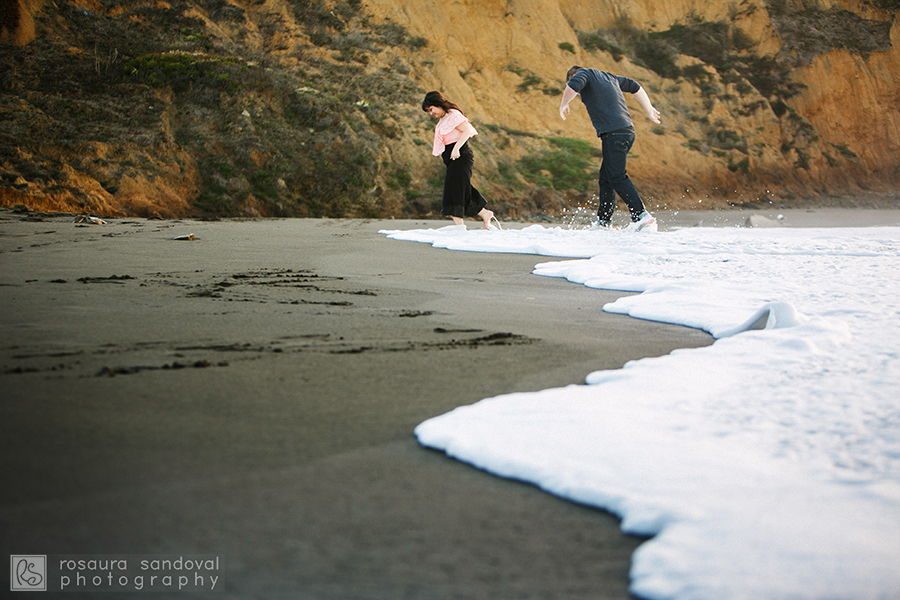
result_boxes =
[589,219,612,231]
[625,211,657,233]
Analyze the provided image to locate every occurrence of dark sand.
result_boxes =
[1,209,786,598]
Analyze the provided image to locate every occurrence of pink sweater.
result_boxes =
[432,109,477,156]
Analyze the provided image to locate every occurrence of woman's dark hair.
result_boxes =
[422,91,463,115]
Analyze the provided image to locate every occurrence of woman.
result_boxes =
[422,91,498,230]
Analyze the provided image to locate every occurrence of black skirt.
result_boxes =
[441,142,487,218]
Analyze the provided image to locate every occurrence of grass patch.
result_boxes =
[831,144,858,160]
[124,51,242,93]
[517,137,601,191]
[505,64,561,96]
[728,157,750,173]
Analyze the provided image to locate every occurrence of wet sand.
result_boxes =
[1,208,889,598]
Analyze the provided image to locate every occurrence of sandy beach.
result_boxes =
[1,207,894,597]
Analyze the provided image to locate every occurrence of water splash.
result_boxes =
[560,197,598,230]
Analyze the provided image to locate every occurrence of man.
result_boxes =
[559,65,661,231]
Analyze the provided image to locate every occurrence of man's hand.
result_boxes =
[559,85,578,121]
[633,87,661,124]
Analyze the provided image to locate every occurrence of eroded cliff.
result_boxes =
[1,0,897,218]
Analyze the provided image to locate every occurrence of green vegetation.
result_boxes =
[481,123,540,139]
[728,157,750,174]
[516,138,602,191]
[766,0,893,62]
[125,52,242,93]
[831,144,858,160]
[481,131,606,193]
[737,100,767,117]
[684,139,704,153]
[0,0,432,218]
[493,162,523,189]
[386,168,412,189]
[577,4,891,119]
[576,30,625,62]
[859,0,900,9]
[706,124,747,154]
[575,14,806,108]
[505,64,562,96]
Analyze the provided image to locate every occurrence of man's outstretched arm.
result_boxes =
[559,85,579,120]
[632,86,661,124]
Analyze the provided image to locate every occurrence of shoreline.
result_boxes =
[4,202,900,229]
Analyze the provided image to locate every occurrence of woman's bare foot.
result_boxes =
[450,216,464,226]
[478,209,494,230]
